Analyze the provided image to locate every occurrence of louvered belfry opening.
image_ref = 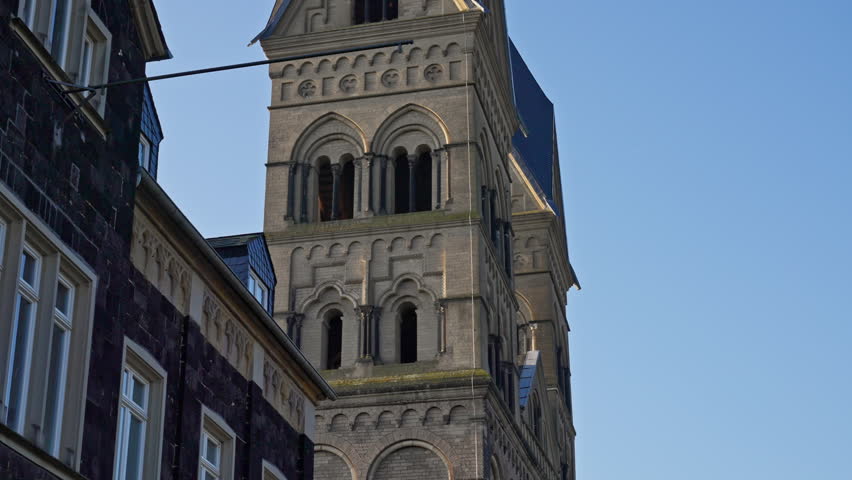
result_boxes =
[354,0,398,25]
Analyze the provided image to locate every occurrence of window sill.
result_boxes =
[0,423,85,480]
[9,17,109,139]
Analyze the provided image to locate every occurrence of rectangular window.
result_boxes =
[199,408,235,480]
[138,135,151,172]
[0,188,97,469]
[199,431,222,480]
[248,270,268,309]
[4,245,41,433]
[18,0,37,28]
[47,0,71,66]
[114,367,149,480]
[79,32,94,87]
[42,276,73,455]
[112,340,166,480]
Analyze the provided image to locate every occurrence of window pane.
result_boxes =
[138,137,150,170]
[205,436,220,466]
[50,0,71,61]
[80,37,93,87]
[130,376,147,410]
[56,282,71,316]
[20,250,37,287]
[43,324,70,455]
[125,414,145,480]
[5,296,35,430]
[21,0,35,25]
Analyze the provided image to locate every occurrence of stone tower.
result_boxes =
[257,1,580,479]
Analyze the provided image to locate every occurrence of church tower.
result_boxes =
[256,1,579,479]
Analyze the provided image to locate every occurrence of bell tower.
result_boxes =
[257,1,577,479]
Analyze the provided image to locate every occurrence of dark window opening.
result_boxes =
[325,312,343,370]
[339,160,355,220]
[394,154,410,214]
[354,0,398,25]
[532,394,543,441]
[414,151,432,212]
[317,161,333,222]
[400,305,417,364]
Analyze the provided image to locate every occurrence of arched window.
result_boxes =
[325,310,343,370]
[339,159,355,220]
[317,159,333,222]
[399,304,417,364]
[354,0,398,25]
[414,150,432,212]
[393,153,410,214]
[531,393,543,442]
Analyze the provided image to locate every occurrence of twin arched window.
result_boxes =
[354,0,398,24]
[317,157,355,222]
[392,149,432,215]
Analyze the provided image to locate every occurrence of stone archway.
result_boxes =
[368,440,451,480]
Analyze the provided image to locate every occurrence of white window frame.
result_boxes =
[46,0,72,67]
[112,339,166,480]
[78,30,94,87]
[138,135,151,172]
[262,460,288,480]
[4,244,42,433]
[17,0,38,30]
[41,274,74,456]
[0,185,97,472]
[247,269,268,310]
[79,9,111,116]
[199,407,236,480]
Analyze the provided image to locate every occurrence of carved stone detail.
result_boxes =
[424,64,443,82]
[339,74,358,93]
[298,80,317,98]
[131,213,191,314]
[201,289,254,379]
[381,69,400,88]
[263,359,306,431]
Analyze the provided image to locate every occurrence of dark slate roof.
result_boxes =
[207,233,265,249]
[141,84,164,179]
[518,351,540,408]
[509,40,561,217]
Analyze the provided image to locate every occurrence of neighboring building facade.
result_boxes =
[0,1,333,479]
[256,1,580,479]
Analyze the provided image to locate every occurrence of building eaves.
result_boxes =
[130,0,172,61]
[136,171,336,401]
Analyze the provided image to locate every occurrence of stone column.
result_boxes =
[286,162,296,221]
[359,154,374,216]
[407,154,418,213]
[286,313,305,349]
[300,164,311,223]
[381,0,388,20]
[436,301,447,354]
[432,149,444,210]
[331,164,341,220]
[358,306,382,361]
[379,156,388,215]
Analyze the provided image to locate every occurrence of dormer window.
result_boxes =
[354,0,398,25]
[248,270,268,310]
[138,134,151,172]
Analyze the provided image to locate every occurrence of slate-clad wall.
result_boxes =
[0,0,310,478]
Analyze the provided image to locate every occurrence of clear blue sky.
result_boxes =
[148,2,852,479]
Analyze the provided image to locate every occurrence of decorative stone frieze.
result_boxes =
[131,212,191,314]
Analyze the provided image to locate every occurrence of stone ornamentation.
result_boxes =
[381,69,400,88]
[339,74,358,93]
[424,64,443,82]
[298,80,317,98]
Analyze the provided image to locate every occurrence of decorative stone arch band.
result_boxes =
[314,441,361,480]
[365,434,457,480]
